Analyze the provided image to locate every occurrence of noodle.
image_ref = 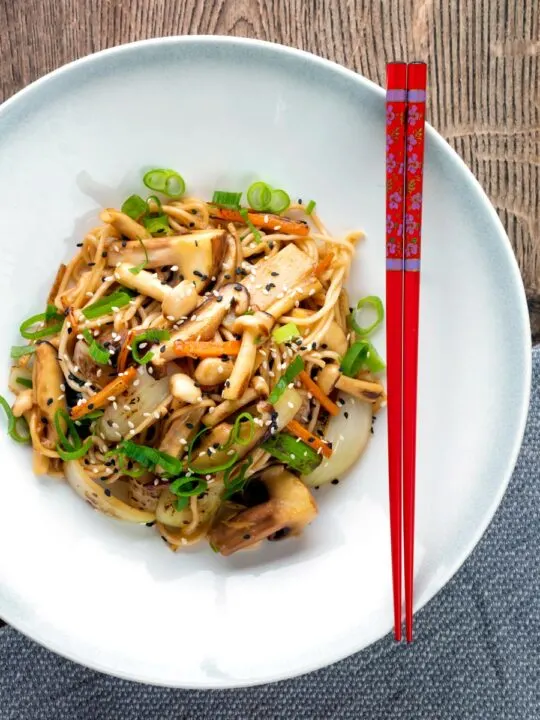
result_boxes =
[3,177,385,556]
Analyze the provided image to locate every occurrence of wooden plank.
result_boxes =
[0,0,538,339]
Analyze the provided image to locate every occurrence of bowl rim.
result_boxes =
[0,34,532,688]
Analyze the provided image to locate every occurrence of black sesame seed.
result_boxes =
[270,271,279,277]
[307,436,315,443]
[298,198,303,204]
[146,521,156,527]
[311,342,317,350]
[87,262,96,267]
[88,403,94,410]
[76,242,83,247]
[221,354,230,361]
[186,422,194,429]
[224,274,231,280]
[193,270,207,279]
[104,488,112,496]
[321,343,328,349]
[67,327,73,335]
[338,398,346,406]
[41,417,48,424]
[212,442,220,449]
[344,412,349,419]
[216,295,223,303]
[243,534,251,540]
[189,222,195,228]
[46,398,53,406]
[101,251,108,258]
[160,345,166,353]
[331,478,339,485]
[268,241,275,249]
[191,208,197,215]
[265,283,276,292]
[234,284,243,291]
[122,239,128,247]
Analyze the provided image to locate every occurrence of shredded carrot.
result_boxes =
[298,370,340,416]
[174,340,242,358]
[209,206,309,237]
[117,330,134,373]
[66,307,79,334]
[70,366,138,420]
[313,252,334,278]
[286,419,333,458]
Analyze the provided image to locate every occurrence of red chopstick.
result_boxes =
[403,62,427,642]
[385,61,408,643]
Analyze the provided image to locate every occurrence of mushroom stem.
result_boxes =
[335,375,385,403]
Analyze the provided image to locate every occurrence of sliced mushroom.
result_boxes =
[152,283,250,365]
[169,373,202,404]
[202,387,260,427]
[315,364,384,404]
[222,311,274,400]
[33,342,67,443]
[100,209,151,241]
[209,466,318,556]
[113,263,170,302]
[242,244,314,310]
[214,233,237,289]
[159,406,206,459]
[335,375,385,403]
[107,229,226,276]
[72,339,116,387]
[194,357,234,387]
[265,278,322,320]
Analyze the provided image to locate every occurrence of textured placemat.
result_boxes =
[1,349,538,720]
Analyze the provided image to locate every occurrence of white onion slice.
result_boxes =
[65,460,155,523]
[302,394,372,487]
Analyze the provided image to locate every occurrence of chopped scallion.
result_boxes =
[239,208,262,243]
[268,188,291,214]
[305,200,317,215]
[143,169,185,198]
[223,456,253,500]
[56,437,93,461]
[348,295,384,337]
[82,290,135,319]
[246,182,272,211]
[268,355,304,404]
[10,345,36,360]
[82,329,110,365]
[132,329,170,365]
[272,322,300,344]
[340,340,386,377]
[121,194,147,220]
[212,190,242,209]
[142,213,170,236]
[0,395,31,444]
[16,377,33,389]
[261,433,321,474]
[19,309,64,340]
[129,237,151,275]
[169,476,207,497]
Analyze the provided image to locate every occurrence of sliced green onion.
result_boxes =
[129,237,150,275]
[121,194,147,220]
[146,195,163,212]
[10,345,36,360]
[0,395,31,444]
[261,433,321,474]
[20,310,64,340]
[169,476,207,497]
[143,169,186,198]
[212,190,242,209]
[175,496,190,512]
[348,295,384,337]
[305,200,317,215]
[45,303,60,321]
[113,440,183,476]
[57,437,93,461]
[272,322,300,344]
[268,188,291,214]
[187,427,239,474]
[82,329,110,365]
[16,377,33,389]
[78,409,104,421]
[246,182,272,211]
[223,456,253,500]
[82,290,135,319]
[142,214,170,236]
[115,453,147,478]
[54,408,82,452]
[268,355,304,405]
[222,412,254,451]
[340,340,386,377]
[239,208,262,243]
[132,329,170,365]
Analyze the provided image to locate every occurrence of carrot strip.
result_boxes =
[117,330,135,373]
[209,206,309,237]
[298,370,340,416]
[313,252,334,278]
[174,340,242,358]
[286,419,333,458]
[70,366,138,420]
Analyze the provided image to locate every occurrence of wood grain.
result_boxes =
[0,0,538,339]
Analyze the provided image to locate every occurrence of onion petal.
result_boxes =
[301,394,372,486]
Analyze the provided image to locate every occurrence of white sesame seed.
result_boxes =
[148,366,154,375]
[107,396,116,402]
[143,412,151,417]
[166,315,176,321]
[170,265,179,271]
[113,402,118,410]
[123,404,131,411]
[287,402,294,409]
[127,421,135,429]
[96,369,102,377]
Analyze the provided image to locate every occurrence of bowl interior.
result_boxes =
[0,37,530,687]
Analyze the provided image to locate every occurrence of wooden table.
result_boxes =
[0,0,538,340]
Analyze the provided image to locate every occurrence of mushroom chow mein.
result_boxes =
[2,170,386,555]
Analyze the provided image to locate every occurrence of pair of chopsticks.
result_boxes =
[385,61,427,643]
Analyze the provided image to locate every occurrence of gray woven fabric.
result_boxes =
[0,349,538,720]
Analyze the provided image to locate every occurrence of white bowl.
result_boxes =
[0,37,531,688]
